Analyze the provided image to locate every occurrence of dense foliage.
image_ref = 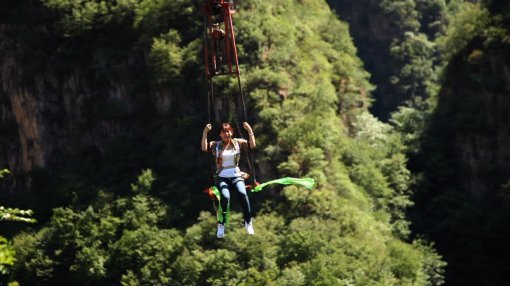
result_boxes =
[302,0,510,285]
[404,0,510,285]
[0,0,449,285]
[0,169,34,279]
[327,0,464,119]
[13,169,445,285]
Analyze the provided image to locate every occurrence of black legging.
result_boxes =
[216,176,251,224]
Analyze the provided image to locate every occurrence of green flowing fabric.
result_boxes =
[211,186,221,201]
[210,186,230,224]
[252,177,315,192]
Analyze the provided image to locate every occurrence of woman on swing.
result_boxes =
[201,122,256,238]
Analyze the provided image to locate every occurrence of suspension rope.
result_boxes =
[223,75,257,185]
[236,75,258,184]
[237,73,248,123]
[205,78,214,188]
[203,0,257,186]
[209,79,214,124]
[204,10,212,124]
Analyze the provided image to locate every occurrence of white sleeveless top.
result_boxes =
[218,149,241,178]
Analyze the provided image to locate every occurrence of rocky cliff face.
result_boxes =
[326,0,445,120]
[0,19,161,191]
[326,0,401,118]
[411,42,510,285]
[435,47,510,200]
[0,1,232,194]
[327,0,510,200]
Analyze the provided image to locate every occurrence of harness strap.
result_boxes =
[221,164,237,169]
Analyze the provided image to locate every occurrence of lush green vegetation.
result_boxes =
[327,0,465,119]
[0,169,35,279]
[9,0,509,285]
[12,170,445,285]
[402,0,510,285]
[325,1,510,285]
[0,0,448,285]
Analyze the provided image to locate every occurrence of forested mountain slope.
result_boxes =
[0,0,208,221]
[326,1,510,284]
[326,0,449,119]
[0,0,444,285]
[409,0,510,285]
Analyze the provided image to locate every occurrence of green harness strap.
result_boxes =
[210,186,231,224]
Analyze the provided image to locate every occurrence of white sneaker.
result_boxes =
[217,224,225,238]
[245,221,254,235]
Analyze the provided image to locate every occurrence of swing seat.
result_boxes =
[245,181,260,191]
